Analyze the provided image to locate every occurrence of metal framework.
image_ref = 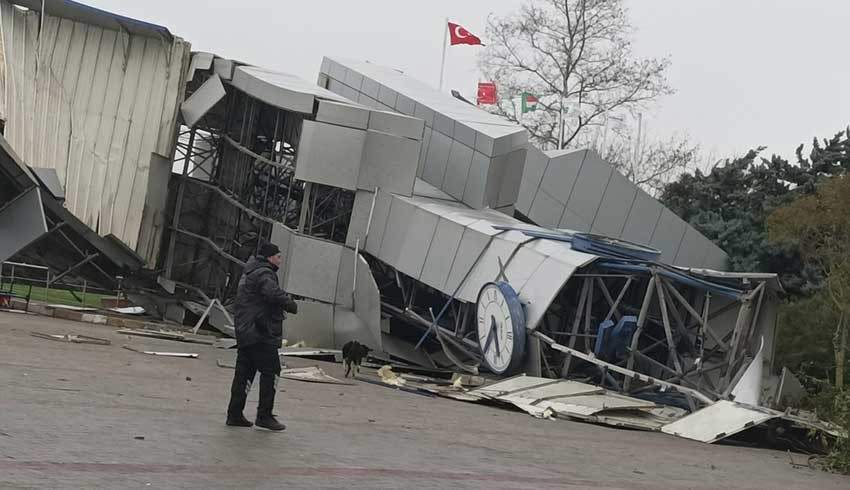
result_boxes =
[161,70,355,303]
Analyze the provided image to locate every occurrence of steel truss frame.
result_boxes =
[161,71,355,304]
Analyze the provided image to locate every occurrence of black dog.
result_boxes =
[341,340,371,378]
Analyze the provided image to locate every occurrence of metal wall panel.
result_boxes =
[417,127,432,177]
[361,76,380,99]
[316,100,370,129]
[343,68,364,91]
[514,178,537,217]
[395,94,416,116]
[442,140,474,200]
[503,246,547,293]
[341,84,359,101]
[473,129,496,157]
[558,207,592,233]
[420,217,465,290]
[650,208,688,263]
[364,190,392,255]
[621,187,663,246]
[462,150,490,208]
[352,252,383,350]
[413,102,435,127]
[433,112,456,138]
[396,208,439,279]
[271,222,295,283]
[674,227,710,268]
[703,242,729,270]
[346,190,374,248]
[284,235,342,303]
[540,150,584,205]
[454,122,476,149]
[294,120,365,190]
[422,130,452,187]
[519,256,579,331]
[566,152,613,226]
[0,188,47,262]
[522,147,549,189]
[378,197,416,268]
[0,3,190,262]
[377,84,397,108]
[494,148,527,208]
[457,236,522,302]
[136,154,172,262]
[368,110,424,140]
[529,189,566,229]
[232,66,317,114]
[444,227,490,293]
[358,130,419,196]
[181,74,226,127]
[284,300,335,349]
[592,170,637,238]
[213,58,234,80]
[328,59,348,82]
[326,78,345,96]
[30,167,64,199]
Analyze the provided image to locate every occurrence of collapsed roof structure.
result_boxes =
[0,0,834,447]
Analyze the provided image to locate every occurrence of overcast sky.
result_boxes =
[87,0,849,163]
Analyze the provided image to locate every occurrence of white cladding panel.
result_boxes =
[284,235,343,303]
[295,121,365,190]
[357,130,419,195]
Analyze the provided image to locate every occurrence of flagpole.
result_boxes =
[557,94,564,150]
[439,17,448,91]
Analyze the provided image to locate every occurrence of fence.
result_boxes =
[0,261,123,310]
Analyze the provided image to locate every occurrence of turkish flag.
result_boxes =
[477,82,496,105]
[448,22,484,46]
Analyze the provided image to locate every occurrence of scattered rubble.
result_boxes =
[30,332,110,345]
[118,328,216,345]
[122,345,199,359]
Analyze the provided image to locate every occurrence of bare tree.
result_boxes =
[480,0,672,150]
[591,124,699,196]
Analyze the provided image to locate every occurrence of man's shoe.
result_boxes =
[226,414,253,427]
[255,415,286,431]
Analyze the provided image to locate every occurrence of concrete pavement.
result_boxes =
[0,311,847,489]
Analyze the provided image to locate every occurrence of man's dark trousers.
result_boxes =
[227,343,281,418]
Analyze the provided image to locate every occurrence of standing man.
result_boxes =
[226,242,298,431]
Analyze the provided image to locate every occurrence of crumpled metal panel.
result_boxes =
[368,191,595,325]
[661,400,775,443]
[232,65,349,114]
[181,73,226,127]
[0,2,190,263]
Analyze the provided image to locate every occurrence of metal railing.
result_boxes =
[0,261,122,310]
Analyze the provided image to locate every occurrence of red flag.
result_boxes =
[448,22,484,46]
[477,82,496,105]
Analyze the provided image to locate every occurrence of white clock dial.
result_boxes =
[476,282,526,375]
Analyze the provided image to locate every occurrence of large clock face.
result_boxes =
[476,282,526,375]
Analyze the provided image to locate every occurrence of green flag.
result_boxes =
[521,92,539,113]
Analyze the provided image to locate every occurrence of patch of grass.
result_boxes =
[0,283,109,309]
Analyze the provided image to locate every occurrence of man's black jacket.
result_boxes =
[233,255,298,348]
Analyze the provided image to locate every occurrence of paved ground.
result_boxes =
[1,311,847,489]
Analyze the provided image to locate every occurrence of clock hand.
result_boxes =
[494,327,501,359]
[483,322,495,353]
